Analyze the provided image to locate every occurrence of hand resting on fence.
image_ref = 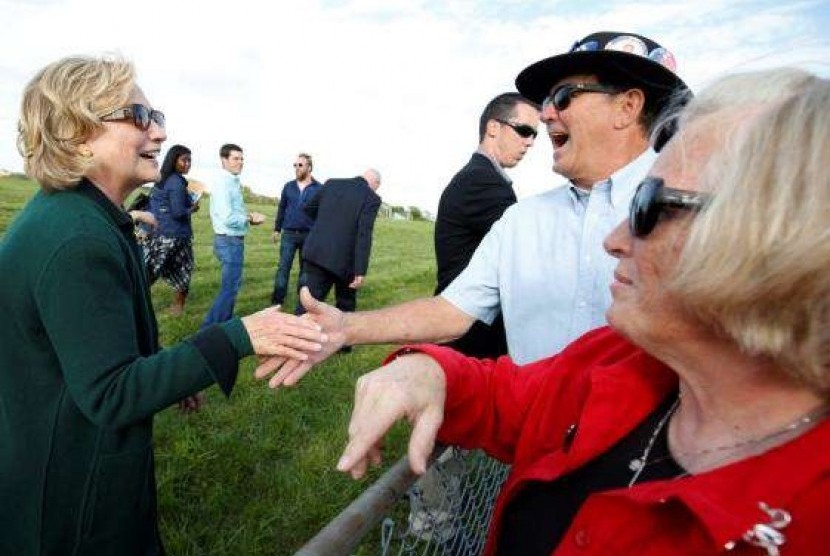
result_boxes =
[336,353,446,479]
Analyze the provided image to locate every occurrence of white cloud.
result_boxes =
[1,0,828,212]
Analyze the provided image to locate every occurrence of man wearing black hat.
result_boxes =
[260,31,689,382]
[436,31,690,364]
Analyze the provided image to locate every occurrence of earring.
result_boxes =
[79,146,93,158]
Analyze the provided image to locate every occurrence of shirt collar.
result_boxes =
[475,149,512,185]
[566,148,657,209]
[222,168,241,183]
[609,148,657,209]
[76,178,133,231]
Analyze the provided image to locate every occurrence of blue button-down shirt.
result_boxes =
[441,149,657,364]
[209,169,249,236]
[274,179,322,232]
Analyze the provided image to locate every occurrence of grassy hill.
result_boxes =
[0,175,436,554]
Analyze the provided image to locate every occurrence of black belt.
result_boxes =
[283,228,308,233]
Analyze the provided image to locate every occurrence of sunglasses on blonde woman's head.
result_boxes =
[100,104,166,130]
[541,83,623,112]
[495,119,538,139]
[629,176,710,237]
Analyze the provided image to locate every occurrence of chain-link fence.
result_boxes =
[296,447,509,556]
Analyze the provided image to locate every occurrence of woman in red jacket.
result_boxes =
[337,68,830,555]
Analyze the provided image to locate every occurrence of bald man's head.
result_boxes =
[363,168,381,191]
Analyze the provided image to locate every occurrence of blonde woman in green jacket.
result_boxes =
[0,55,325,556]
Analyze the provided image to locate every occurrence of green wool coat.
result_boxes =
[0,180,253,555]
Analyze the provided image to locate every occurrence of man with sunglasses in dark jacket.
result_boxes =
[434,92,540,359]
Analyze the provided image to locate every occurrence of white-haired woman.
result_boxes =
[336,68,830,555]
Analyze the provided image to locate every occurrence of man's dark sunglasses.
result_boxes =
[495,119,538,139]
[630,176,710,237]
[100,104,166,130]
[542,83,623,112]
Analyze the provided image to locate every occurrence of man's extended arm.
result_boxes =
[255,205,510,388]
[254,289,476,388]
[342,294,474,346]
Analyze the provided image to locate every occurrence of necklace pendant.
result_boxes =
[629,458,644,472]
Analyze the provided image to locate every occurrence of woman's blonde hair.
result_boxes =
[16,55,135,190]
[672,69,830,393]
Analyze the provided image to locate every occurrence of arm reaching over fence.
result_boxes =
[337,353,447,479]
[255,287,476,388]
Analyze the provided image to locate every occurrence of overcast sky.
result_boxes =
[1,0,828,213]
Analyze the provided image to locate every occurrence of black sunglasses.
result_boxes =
[100,104,166,130]
[495,119,538,139]
[630,177,710,237]
[542,83,623,112]
[293,162,306,168]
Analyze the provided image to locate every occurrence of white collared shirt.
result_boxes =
[441,148,658,364]
[475,147,512,184]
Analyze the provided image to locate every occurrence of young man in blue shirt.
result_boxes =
[201,143,264,327]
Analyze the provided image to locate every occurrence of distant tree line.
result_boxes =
[179,182,434,222]
[378,203,432,221]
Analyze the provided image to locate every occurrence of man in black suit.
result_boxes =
[434,92,540,357]
[298,169,382,319]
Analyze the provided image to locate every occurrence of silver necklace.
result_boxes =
[669,403,830,463]
[628,396,680,487]
[628,399,830,488]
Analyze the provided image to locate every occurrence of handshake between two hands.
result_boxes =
[241,287,344,389]
[240,287,447,481]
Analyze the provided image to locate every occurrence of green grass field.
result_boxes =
[0,175,436,554]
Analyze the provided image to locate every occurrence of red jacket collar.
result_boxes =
[616,417,830,548]
[569,345,830,549]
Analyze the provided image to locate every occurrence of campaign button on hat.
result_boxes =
[573,40,600,52]
[648,47,677,72]
[605,35,648,56]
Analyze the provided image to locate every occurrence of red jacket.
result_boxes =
[394,327,830,555]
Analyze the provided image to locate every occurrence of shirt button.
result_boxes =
[574,529,590,548]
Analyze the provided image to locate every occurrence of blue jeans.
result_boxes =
[201,235,244,327]
[270,230,307,307]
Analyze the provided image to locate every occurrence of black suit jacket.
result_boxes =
[434,153,516,293]
[433,153,517,358]
[302,176,382,280]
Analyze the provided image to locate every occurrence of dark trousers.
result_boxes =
[271,230,307,307]
[297,259,356,315]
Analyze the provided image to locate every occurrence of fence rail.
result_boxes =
[296,447,509,556]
